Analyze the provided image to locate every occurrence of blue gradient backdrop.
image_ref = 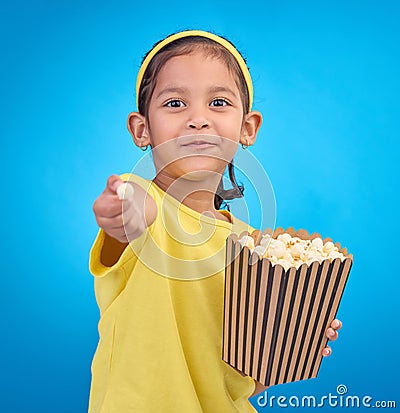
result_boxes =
[1,1,399,412]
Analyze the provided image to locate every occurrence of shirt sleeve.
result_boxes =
[89,228,131,278]
[89,228,133,316]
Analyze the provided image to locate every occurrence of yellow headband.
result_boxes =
[136,30,253,112]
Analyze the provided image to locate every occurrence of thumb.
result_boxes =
[104,174,123,195]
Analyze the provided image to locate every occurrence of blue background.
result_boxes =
[1,1,399,411]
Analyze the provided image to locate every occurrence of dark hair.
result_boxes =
[138,30,249,210]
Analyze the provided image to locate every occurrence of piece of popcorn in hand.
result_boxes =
[117,182,135,200]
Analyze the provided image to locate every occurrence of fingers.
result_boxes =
[92,175,148,243]
[323,319,343,357]
[326,318,342,342]
[322,346,332,357]
[96,198,137,230]
[331,319,342,330]
[104,174,124,195]
[93,175,128,220]
[326,327,339,341]
[93,193,124,219]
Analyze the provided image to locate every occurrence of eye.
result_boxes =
[165,99,186,108]
[210,98,230,107]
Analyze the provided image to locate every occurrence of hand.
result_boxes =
[92,174,146,243]
[322,319,342,357]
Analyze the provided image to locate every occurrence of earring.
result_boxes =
[140,144,150,151]
[241,138,248,150]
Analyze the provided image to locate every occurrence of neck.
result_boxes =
[152,171,228,220]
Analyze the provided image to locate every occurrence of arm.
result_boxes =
[251,381,269,398]
[101,233,129,267]
[232,367,269,398]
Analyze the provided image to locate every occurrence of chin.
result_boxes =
[154,153,229,185]
[180,169,218,182]
[176,157,226,180]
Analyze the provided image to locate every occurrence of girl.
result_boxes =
[89,30,342,412]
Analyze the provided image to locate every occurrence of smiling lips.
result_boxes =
[179,135,221,149]
[182,140,217,148]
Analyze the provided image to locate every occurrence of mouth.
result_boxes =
[179,134,221,149]
[181,140,218,148]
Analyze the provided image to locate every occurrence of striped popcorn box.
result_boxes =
[222,227,353,387]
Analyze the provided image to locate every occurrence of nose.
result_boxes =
[186,111,210,130]
[187,119,209,129]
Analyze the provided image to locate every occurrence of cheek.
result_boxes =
[223,113,244,137]
[146,110,162,136]
[149,107,170,127]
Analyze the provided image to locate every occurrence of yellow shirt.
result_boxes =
[88,174,257,413]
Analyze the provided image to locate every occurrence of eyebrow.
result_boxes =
[156,85,238,99]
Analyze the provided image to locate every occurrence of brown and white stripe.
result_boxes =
[222,229,353,386]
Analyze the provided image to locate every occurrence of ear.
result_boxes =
[127,112,152,149]
[240,110,263,147]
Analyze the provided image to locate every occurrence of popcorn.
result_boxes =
[253,245,267,257]
[328,251,342,260]
[306,251,323,263]
[117,182,135,200]
[282,252,294,264]
[276,259,292,271]
[311,237,323,250]
[277,233,291,244]
[289,242,305,258]
[323,241,335,254]
[259,234,271,247]
[268,240,286,259]
[237,231,346,269]
[269,255,278,264]
[238,235,255,250]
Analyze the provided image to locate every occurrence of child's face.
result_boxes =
[128,49,262,182]
[147,51,247,177]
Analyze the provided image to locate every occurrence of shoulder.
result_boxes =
[119,172,150,188]
[222,209,255,236]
